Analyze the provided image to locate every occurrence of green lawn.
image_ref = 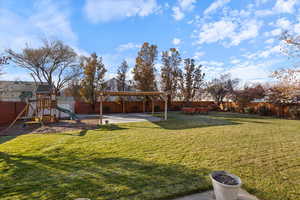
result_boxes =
[0,112,299,200]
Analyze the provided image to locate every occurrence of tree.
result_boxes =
[63,79,82,101]
[0,55,11,76]
[178,58,205,104]
[7,40,81,94]
[133,42,157,91]
[116,60,129,92]
[206,74,239,107]
[161,48,181,105]
[267,32,300,104]
[80,53,107,108]
[233,84,265,111]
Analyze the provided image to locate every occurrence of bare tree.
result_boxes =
[267,32,300,104]
[6,40,81,94]
[233,84,265,111]
[0,55,11,76]
[206,74,239,107]
[116,60,129,92]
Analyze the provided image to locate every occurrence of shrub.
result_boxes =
[226,106,236,112]
[258,105,272,116]
[244,107,255,114]
[103,106,111,113]
[289,106,300,119]
[171,105,181,111]
[154,105,161,112]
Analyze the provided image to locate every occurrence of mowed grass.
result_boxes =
[0,112,299,200]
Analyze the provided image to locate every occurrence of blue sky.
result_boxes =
[1,0,300,84]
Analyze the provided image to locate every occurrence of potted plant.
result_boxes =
[210,171,242,200]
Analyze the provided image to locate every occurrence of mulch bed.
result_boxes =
[0,118,101,136]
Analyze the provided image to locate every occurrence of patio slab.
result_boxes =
[78,113,162,124]
[173,189,259,200]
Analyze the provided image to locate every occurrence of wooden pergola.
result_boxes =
[98,91,168,125]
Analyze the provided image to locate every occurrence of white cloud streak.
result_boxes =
[84,0,160,23]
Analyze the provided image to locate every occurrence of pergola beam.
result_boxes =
[98,91,168,125]
[99,91,165,96]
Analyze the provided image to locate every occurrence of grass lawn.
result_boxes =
[0,112,299,200]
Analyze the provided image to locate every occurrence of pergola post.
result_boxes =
[98,91,167,121]
[99,95,103,125]
[164,96,168,120]
[152,98,155,115]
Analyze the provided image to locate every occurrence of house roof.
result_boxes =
[36,84,52,94]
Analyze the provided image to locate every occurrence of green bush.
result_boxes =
[103,106,111,113]
[154,105,161,112]
[244,107,255,114]
[258,105,272,116]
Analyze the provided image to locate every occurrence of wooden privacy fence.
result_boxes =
[222,102,300,118]
[0,102,27,125]
[74,101,217,114]
[1,101,300,126]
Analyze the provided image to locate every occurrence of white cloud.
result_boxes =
[229,19,262,46]
[228,59,280,83]
[273,0,298,14]
[116,43,140,52]
[204,0,231,15]
[256,0,299,17]
[242,45,282,60]
[84,0,160,23]
[193,51,205,60]
[265,38,275,44]
[172,6,185,20]
[230,59,240,64]
[196,18,261,46]
[172,0,197,20]
[275,17,292,29]
[30,0,77,42]
[0,0,77,51]
[200,60,224,67]
[179,0,197,11]
[294,23,300,34]
[172,38,181,46]
[197,19,237,44]
[265,28,282,37]
[1,68,33,81]
[260,45,281,58]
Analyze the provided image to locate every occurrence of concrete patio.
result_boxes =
[78,113,162,124]
[173,189,259,200]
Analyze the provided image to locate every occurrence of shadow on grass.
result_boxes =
[0,152,211,200]
[152,112,273,130]
[0,136,17,145]
[98,124,128,131]
[152,112,239,130]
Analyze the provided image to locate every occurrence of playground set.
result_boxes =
[5,85,79,131]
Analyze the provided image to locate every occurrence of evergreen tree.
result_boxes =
[179,58,205,104]
[161,48,181,105]
[133,42,157,91]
